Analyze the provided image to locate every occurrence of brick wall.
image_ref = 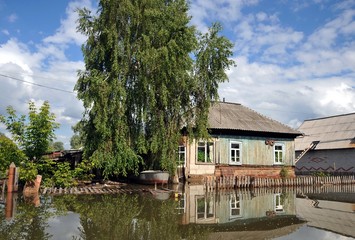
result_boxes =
[215,165,295,178]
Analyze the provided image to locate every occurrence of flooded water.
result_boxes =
[0,184,354,240]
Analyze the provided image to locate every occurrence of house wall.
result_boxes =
[185,135,296,180]
[216,191,296,224]
[215,135,295,166]
[185,139,216,180]
[295,149,355,174]
[183,184,296,225]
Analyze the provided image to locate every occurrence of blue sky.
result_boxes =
[0,0,354,148]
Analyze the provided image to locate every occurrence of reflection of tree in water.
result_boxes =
[52,194,209,240]
[0,195,52,240]
[0,193,210,240]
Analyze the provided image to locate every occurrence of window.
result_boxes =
[177,145,186,167]
[230,141,242,165]
[196,195,214,220]
[230,194,242,219]
[274,193,284,212]
[176,193,185,214]
[197,141,214,163]
[274,143,284,164]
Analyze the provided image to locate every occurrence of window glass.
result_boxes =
[177,145,186,166]
[274,144,284,164]
[197,141,214,163]
[230,194,242,218]
[230,141,242,164]
[196,195,214,220]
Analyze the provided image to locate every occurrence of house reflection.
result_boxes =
[178,184,298,226]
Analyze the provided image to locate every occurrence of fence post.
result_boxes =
[7,163,17,193]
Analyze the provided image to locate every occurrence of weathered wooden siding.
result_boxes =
[215,135,295,166]
[216,192,296,223]
[183,184,296,225]
[185,135,296,179]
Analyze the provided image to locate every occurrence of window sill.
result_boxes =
[195,162,215,165]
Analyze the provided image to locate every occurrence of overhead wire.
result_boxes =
[0,73,75,94]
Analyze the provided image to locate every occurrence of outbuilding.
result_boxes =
[295,113,355,175]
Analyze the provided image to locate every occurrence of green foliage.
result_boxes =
[0,134,26,176]
[280,166,289,179]
[52,162,74,188]
[70,134,82,149]
[75,0,234,177]
[19,161,38,182]
[73,159,94,181]
[36,158,93,188]
[51,141,65,151]
[197,151,205,162]
[312,171,331,177]
[0,101,59,161]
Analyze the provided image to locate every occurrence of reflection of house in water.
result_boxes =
[177,184,305,239]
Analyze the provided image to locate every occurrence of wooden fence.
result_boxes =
[204,175,355,190]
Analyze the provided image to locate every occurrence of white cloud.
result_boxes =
[189,0,258,32]
[0,38,41,73]
[319,82,355,112]
[7,13,17,23]
[1,29,9,35]
[0,1,93,148]
[43,0,94,46]
[1,0,354,147]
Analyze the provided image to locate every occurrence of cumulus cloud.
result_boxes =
[0,0,94,148]
[1,0,354,147]
[43,0,93,46]
[189,0,258,32]
[210,0,355,129]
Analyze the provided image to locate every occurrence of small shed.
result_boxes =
[295,113,355,175]
[181,102,302,181]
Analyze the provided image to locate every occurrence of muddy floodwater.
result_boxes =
[1,184,354,240]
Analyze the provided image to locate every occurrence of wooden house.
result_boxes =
[178,102,302,182]
[177,184,304,238]
[295,113,355,175]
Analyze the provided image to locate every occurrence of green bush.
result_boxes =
[312,171,331,177]
[73,159,94,181]
[279,166,289,179]
[53,162,74,188]
[19,161,38,183]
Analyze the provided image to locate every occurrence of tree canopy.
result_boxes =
[0,101,59,161]
[51,141,65,151]
[0,134,26,176]
[75,0,234,177]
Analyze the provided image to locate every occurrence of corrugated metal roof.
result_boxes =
[295,112,355,151]
[208,102,301,135]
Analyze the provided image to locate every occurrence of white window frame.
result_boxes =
[196,195,215,221]
[177,145,186,167]
[274,193,284,213]
[196,141,214,163]
[229,194,242,219]
[230,141,242,165]
[176,193,186,214]
[274,143,285,164]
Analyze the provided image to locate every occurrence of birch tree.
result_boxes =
[75,0,234,177]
